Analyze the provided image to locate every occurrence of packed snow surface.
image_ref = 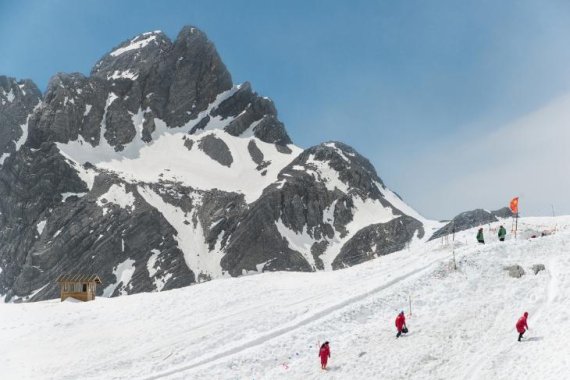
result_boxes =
[1,216,569,379]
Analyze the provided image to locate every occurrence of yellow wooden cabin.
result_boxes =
[57,274,102,302]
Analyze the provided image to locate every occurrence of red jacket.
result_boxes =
[319,345,330,359]
[395,313,406,331]
[516,316,528,333]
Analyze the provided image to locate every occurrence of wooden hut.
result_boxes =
[56,274,102,302]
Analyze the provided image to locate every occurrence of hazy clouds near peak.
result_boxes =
[395,94,570,220]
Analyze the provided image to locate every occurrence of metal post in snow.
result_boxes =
[451,222,457,270]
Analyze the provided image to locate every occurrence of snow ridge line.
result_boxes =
[142,256,445,379]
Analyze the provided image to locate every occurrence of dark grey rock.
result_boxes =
[492,207,514,219]
[210,81,292,145]
[247,140,264,165]
[184,138,194,151]
[165,26,233,127]
[276,144,293,154]
[189,115,210,134]
[532,264,545,275]
[332,216,424,269]
[198,134,233,167]
[0,76,42,162]
[503,265,525,278]
[429,208,511,241]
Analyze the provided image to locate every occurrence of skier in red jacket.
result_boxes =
[319,341,330,370]
[516,312,529,341]
[395,311,407,338]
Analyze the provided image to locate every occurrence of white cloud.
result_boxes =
[398,93,570,219]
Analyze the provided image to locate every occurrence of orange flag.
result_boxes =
[510,197,519,214]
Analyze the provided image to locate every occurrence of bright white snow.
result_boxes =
[107,70,139,81]
[36,220,46,235]
[1,216,568,379]
[109,33,159,57]
[56,87,302,203]
[102,258,136,297]
[96,184,135,215]
[139,186,226,280]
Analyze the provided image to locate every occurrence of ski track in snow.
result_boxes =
[143,255,444,379]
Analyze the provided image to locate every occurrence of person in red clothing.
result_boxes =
[319,341,330,370]
[395,310,407,338]
[516,312,529,341]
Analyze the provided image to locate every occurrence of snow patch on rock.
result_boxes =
[36,220,46,235]
[139,186,226,280]
[110,34,158,57]
[275,219,317,270]
[96,184,135,215]
[103,258,136,296]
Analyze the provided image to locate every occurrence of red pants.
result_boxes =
[320,356,328,367]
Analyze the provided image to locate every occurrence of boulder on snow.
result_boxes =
[503,265,525,278]
[532,264,546,275]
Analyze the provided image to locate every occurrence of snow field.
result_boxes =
[0,216,568,380]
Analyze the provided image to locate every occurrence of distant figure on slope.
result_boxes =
[395,311,408,338]
[498,225,507,241]
[516,312,529,341]
[319,341,330,370]
[477,228,485,244]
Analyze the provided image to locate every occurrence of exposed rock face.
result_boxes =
[332,216,424,269]
[504,265,525,278]
[210,82,292,145]
[221,142,422,275]
[532,264,545,275]
[429,207,513,241]
[0,76,42,163]
[0,26,424,302]
[199,134,233,167]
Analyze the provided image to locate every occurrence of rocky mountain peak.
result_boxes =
[0,26,426,303]
[91,30,172,80]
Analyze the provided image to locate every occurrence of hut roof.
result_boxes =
[56,274,102,284]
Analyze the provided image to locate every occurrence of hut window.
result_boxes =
[83,284,87,292]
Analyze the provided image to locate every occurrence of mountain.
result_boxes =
[429,207,513,241]
[0,26,427,302]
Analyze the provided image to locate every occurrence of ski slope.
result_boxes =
[1,216,569,379]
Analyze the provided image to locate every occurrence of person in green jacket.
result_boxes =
[477,228,485,244]
[498,225,507,241]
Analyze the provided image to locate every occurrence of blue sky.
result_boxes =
[1,0,569,218]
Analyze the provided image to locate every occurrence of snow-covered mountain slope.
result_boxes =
[0,25,427,302]
[1,216,568,379]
